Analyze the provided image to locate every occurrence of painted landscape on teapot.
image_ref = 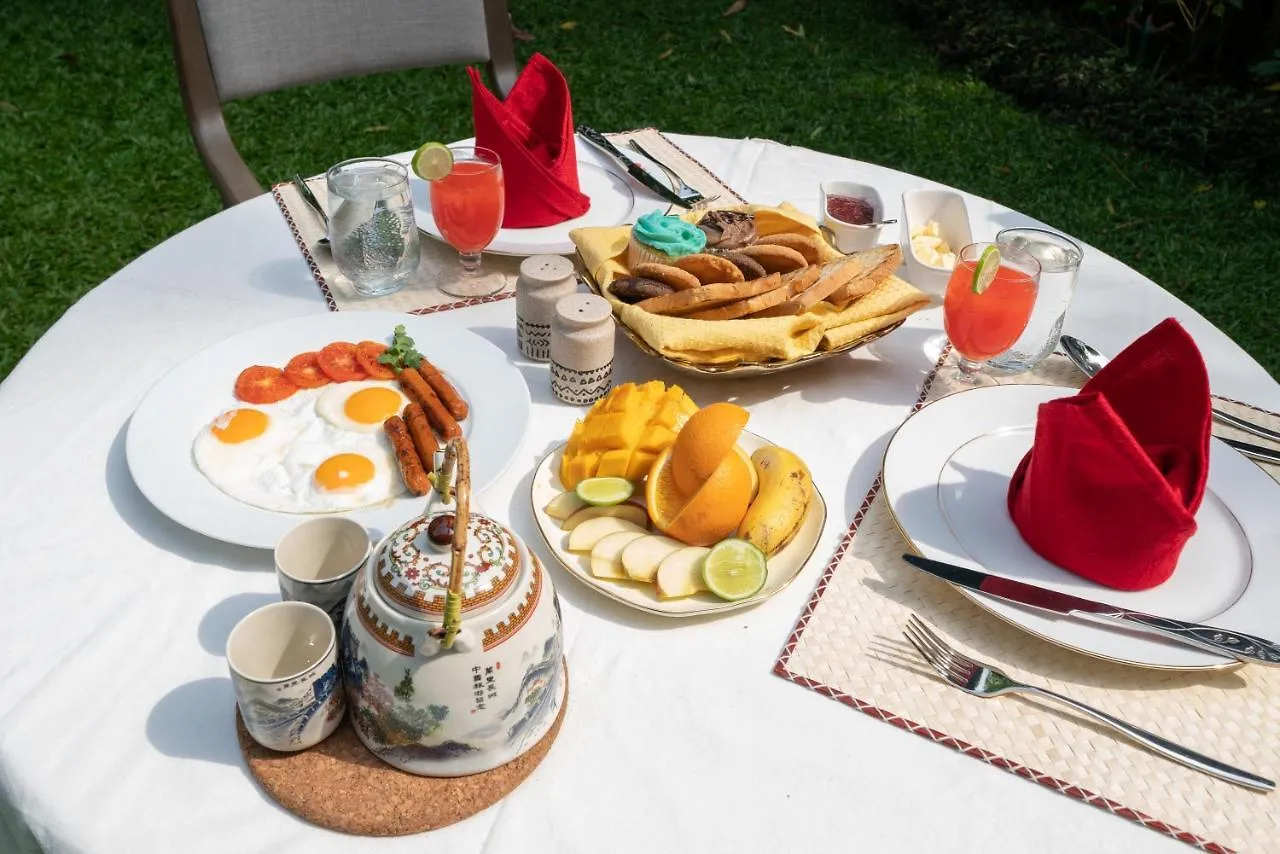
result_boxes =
[340,582,564,773]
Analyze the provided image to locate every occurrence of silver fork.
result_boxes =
[627,140,720,207]
[903,615,1274,792]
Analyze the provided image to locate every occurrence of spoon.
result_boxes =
[819,222,898,250]
[1061,334,1280,453]
[291,174,330,247]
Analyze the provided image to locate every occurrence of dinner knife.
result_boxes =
[1221,436,1280,466]
[576,125,698,208]
[901,553,1280,666]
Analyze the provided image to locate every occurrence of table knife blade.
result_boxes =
[576,125,697,208]
[901,553,1280,666]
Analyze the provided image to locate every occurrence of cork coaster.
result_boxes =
[236,669,567,836]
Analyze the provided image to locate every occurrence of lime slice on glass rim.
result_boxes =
[971,245,1001,294]
[702,538,768,602]
[574,477,634,507]
[411,142,453,181]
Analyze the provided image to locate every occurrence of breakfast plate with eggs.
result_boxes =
[126,311,530,549]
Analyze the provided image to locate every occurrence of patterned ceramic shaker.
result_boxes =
[515,255,578,361]
[550,293,614,405]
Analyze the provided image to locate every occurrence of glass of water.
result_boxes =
[988,227,1083,374]
[326,158,421,296]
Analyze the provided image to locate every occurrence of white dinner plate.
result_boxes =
[530,432,827,617]
[411,138,637,257]
[126,312,530,550]
[882,384,1280,670]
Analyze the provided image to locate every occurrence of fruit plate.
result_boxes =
[530,431,827,617]
[577,261,903,378]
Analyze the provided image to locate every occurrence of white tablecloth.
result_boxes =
[1,135,1275,854]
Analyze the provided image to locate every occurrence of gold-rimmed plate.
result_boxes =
[530,431,826,617]
[881,383,1280,671]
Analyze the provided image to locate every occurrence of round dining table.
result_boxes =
[1,134,1275,854]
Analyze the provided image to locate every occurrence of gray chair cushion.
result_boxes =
[199,0,493,101]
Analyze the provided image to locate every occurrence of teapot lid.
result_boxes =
[373,512,521,620]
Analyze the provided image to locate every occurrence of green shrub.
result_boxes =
[896,0,1280,189]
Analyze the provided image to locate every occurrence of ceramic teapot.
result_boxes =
[340,437,565,777]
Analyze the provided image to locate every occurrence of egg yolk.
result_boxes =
[345,387,403,425]
[315,454,375,491]
[211,408,269,444]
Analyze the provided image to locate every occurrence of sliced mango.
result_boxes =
[559,381,699,489]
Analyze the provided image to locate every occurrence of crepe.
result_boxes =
[570,204,931,366]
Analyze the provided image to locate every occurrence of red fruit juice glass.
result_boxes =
[430,146,504,297]
[942,242,1040,386]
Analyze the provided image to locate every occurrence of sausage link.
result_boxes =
[398,368,462,439]
[403,402,439,467]
[384,415,431,496]
[417,361,468,420]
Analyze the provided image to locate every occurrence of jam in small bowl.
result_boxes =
[819,181,886,253]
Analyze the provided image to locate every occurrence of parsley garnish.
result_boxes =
[377,324,424,372]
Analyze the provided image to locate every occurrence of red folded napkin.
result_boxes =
[468,53,590,228]
[1007,319,1212,590]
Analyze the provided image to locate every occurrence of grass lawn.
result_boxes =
[1,0,1276,381]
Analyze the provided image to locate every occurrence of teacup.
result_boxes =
[226,601,345,752]
[274,518,370,627]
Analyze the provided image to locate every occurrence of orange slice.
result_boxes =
[646,446,753,547]
[669,402,749,496]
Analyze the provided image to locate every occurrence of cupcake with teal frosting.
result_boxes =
[627,210,707,268]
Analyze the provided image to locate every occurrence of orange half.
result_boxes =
[646,446,753,547]
[669,402,749,496]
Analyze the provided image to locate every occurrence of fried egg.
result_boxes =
[316,381,408,434]
[193,384,408,514]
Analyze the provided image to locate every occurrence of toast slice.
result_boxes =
[826,245,903,308]
[752,255,866,318]
[635,274,788,316]
[682,274,788,320]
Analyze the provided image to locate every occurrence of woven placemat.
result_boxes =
[775,351,1280,853]
[272,129,742,313]
[272,179,524,315]
[236,669,567,836]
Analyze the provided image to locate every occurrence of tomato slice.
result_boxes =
[235,365,298,404]
[283,352,331,389]
[316,342,367,382]
[355,341,396,380]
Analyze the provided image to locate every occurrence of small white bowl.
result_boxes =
[900,189,973,297]
[819,181,885,253]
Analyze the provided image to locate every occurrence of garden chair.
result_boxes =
[167,0,518,206]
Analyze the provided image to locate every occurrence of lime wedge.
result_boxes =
[702,538,767,602]
[971,245,1001,294]
[575,477,634,507]
[411,142,453,181]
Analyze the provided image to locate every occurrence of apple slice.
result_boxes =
[562,502,648,533]
[655,547,711,599]
[566,516,647,553]
[589,531,648,580]
[544,490,588,522]
[621,535,686,582]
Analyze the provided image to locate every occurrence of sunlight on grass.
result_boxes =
[0,0,1275,380]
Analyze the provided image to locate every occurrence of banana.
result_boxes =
[737,446,812,555]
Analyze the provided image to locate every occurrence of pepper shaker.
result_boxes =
[515,255,578,361]
[550,294,614,406]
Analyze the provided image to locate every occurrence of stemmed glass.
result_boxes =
[942,242,1041,386]
[430,146,505,298]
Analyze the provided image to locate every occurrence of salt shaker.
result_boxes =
[550,294,614,406]
[516,255,578,361]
